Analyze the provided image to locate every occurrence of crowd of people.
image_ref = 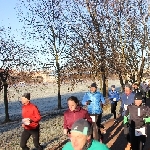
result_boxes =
[19,80,150,150]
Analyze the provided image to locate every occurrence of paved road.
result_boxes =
[103,99,150,150]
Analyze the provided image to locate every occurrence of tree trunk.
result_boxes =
[3,82,10,122]
[56,54,62,109]
[137,57,145,83]
[119,72,124,92]
[102,73,106,97]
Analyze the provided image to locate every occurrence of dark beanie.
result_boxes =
[134,93,142,100]
[111,85,115,88]
[90,82,97,88]
[22,93,30,100]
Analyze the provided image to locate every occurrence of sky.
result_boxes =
[0,0,24,40]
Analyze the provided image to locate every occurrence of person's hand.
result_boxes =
[22,124,25,127]
[63,129,67,135]
[86,100,92,105]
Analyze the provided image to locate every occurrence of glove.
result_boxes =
[29,119,34,123]
[143,117,150,123]
[86,100,92,105]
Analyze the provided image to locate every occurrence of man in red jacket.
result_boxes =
[20,93,43,150]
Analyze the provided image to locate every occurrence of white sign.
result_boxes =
[90,116,96,122]
[124,104,128,110]
[135,127,146,136]
[22,118,30,125]
[113,98,116,101]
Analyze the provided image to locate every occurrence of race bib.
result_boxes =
[113,98,116,101]
[135,127,145,136]
[124,104,128,110]
[22,118,30,125]
[90,116,96,122]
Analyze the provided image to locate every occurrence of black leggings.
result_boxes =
[130,128,146,150]
[91,114,104,141]
[20,126,42,150]
[111,102,117,119]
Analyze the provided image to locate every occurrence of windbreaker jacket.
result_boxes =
[82,91,105,114]
[120,92,135,116]
[62,140,110,150]
[124,105,150,129]
[22,102,41,130]
[64,106,92,130]
[108,90,120,103]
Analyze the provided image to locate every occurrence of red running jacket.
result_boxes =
[63,106,92,130]
[22,102,41,130]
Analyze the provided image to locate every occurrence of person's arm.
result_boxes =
[85,111,92,124]
[63,113,68,134]
[144,106,150,123]
[30,105,41,123]
[119,94,123,114]
[116,91,120,101]
[82,93,89,105]
[100,93,105,104]
[124,106,129,125]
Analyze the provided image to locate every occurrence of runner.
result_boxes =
[124,93,150,150]
[62,119,110,150]
[20,93,43,150]
[108,85,120,122]
[82,82,106,142]
[63,96,92,137]
[119,84,135,150]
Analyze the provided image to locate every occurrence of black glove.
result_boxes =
[29,119,34,123]
[86,100,92,105]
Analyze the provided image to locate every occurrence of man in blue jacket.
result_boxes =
[120,84,135,150]
[82,82,106,142]
[108,85,120,122]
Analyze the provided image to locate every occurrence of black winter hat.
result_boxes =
[71,119,92,135]
[22,93,30,100]
[90,82,97,88]
[134,93,142,100]
[111,85,115,88]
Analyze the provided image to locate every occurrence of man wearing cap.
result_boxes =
[82,82,106,142]
[62,119,110,150]
[124,93,150,150]
[132,82,146,105]
[20,93,43,150]
[119,84,135,150]
[108,85,120,122]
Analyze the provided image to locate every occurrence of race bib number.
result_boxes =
[124,104,128,110]
[90,116,96,122]
[113,98,116,101]
[135,127,145,136]
[22,118,30,125]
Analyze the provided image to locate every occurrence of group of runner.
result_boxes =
[19,80,150,150]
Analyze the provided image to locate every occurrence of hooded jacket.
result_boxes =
[22,102,41,130]
[108,90,120,103]
[82,91,105,114]
[64,106,92,130]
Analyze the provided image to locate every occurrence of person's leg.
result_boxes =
[30,126,43,150]
[139,135,146,150]
[20,129,31,150]
[96,114,104,142]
